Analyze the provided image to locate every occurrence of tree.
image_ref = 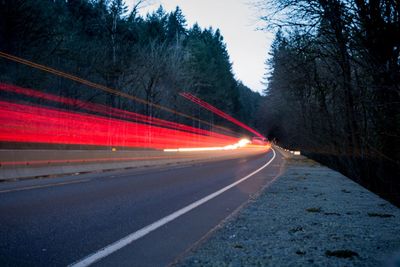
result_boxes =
[258,0,400,205]
[109,0,128,65]
[166,6,187,44]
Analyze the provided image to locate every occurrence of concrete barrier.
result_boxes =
[0,148,269,181]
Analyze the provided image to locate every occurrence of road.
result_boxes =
[0,147,284,266]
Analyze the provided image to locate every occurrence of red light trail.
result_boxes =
[0,84,242,149]
[0,83,236,139]
[180,92,265,138]
[0,100,239,149]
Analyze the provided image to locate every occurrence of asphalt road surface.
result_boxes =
[0,147,284,266]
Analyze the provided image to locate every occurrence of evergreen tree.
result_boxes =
[166,6,187,43]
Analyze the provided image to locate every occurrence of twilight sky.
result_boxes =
[133,0,273,93]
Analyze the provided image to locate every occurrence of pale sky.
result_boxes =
[132,0,273,93]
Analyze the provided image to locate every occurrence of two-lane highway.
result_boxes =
[0,147,284,266]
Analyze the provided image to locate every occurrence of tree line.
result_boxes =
[0,0,261,133]
[258,0,399,205]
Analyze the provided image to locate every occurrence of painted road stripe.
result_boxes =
[69,148,276,267]
[0,179,91,194]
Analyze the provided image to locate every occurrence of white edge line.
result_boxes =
[69,148,276,267]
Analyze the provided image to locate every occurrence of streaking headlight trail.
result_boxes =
[164,138,251,152]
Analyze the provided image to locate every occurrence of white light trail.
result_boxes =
[164,139,251,152]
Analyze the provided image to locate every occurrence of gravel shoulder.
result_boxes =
[174,147,400,267]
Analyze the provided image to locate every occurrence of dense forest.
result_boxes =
[258,0,399,205]
[0,0,261,134]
